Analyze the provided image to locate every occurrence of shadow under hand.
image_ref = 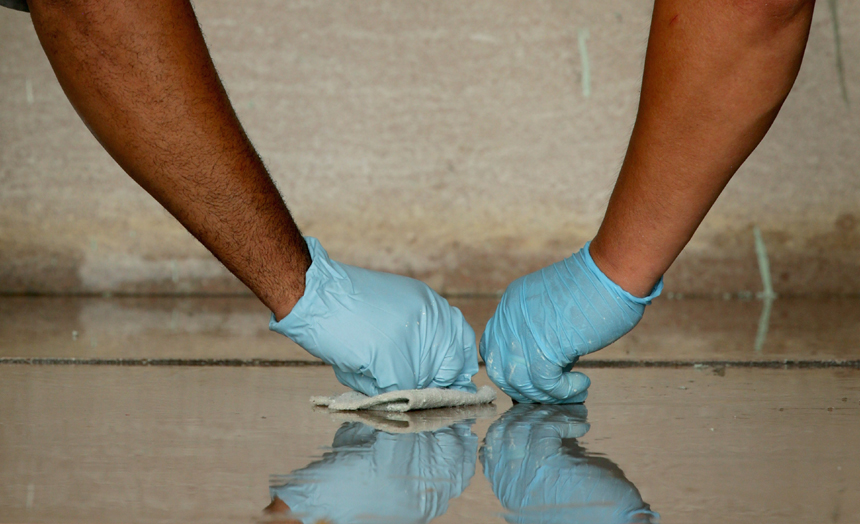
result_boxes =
[480,404,658,524]
[267,417,480,524]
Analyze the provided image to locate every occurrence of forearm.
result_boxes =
[29,0,310,319]
[590,0,815,297]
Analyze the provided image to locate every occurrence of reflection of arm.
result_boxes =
[590,0,815,296]
[270,421,478,524]
[480,405,657,524]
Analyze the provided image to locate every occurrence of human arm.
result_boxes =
[480,0,815,403]
[590,0,816,295]
[28,0,479,394]
[28,0,309,319]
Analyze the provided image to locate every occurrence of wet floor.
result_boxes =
[2,296,860,362]
[2,297,860,523]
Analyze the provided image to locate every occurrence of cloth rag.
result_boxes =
[325,404,498,433]
[311,385,496,413]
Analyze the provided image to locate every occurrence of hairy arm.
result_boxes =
[28,0,310,319]
[590,0,815,296]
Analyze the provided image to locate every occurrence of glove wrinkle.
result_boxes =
[480,242,662,404]
[271,236,479,397]
[557,257,602,349]
[539,265,574,366]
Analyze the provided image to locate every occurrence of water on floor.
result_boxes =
[1,297,859,523]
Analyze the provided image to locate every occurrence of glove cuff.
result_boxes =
[269,236,345,335]
[581,241,663,305]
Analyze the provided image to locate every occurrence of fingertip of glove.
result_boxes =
[450,379,478,394]
[333,367,382,397]
[502,388,535,405]
[481,356,528,404]
[563,389,589,404]
[533,370,591,404]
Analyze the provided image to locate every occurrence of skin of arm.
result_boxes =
[590,0,816,297]
[28,0,310,320]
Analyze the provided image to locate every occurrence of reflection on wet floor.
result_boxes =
[481,405,656,524]
[268,418,479,524]
[267,405,656,524]
[2,297,859,523]
[2,365,858,523]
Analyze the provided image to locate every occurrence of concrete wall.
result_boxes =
[2,1,858,297]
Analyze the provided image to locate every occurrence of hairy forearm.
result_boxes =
[591,0,815,296]
[29,0,310,319]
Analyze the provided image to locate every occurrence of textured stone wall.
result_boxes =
[2,1,858,296]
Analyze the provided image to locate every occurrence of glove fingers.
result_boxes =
[431,310,480,390]
[448,373,478,393]
[481,315,554,404]
[530,353,591,403]
[429,322,473,388]
[428,349,463,388]
[333,367,382,397]
[482,346,528,403]
[480,317,525,403]
[542,373,590,404]
[484,353,531,404]
[504,354,562,404]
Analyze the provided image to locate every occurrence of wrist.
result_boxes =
[270,286,304,322]
[587,235,663,299]
[270,239,312,322]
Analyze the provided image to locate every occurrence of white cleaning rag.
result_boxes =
[311,385,496,413]
[324,404,499,433]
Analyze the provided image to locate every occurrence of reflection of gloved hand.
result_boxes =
[270,420,479,524]
[270,237,478,396]
[480,242,662,403]
[480,404,658,524]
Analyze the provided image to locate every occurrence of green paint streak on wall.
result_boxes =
[754,297,774,354]
[828,0,850,106]
[753,226,775,299]
[577,27,591,99]
[753,226,776,353]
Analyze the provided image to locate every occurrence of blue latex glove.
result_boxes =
[480,404,659,524]
[269,420,479,524]
[479,241,662,404]
[270,237,478,396]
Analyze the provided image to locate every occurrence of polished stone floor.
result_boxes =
[1,297,859,523]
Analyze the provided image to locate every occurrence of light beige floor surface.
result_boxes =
[1,297,859,523]
[1,366,859,524]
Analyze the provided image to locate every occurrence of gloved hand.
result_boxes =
[269,420,479,524]
[270,237,478,396]
[480,404,658,524]
[479,241,662,404]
